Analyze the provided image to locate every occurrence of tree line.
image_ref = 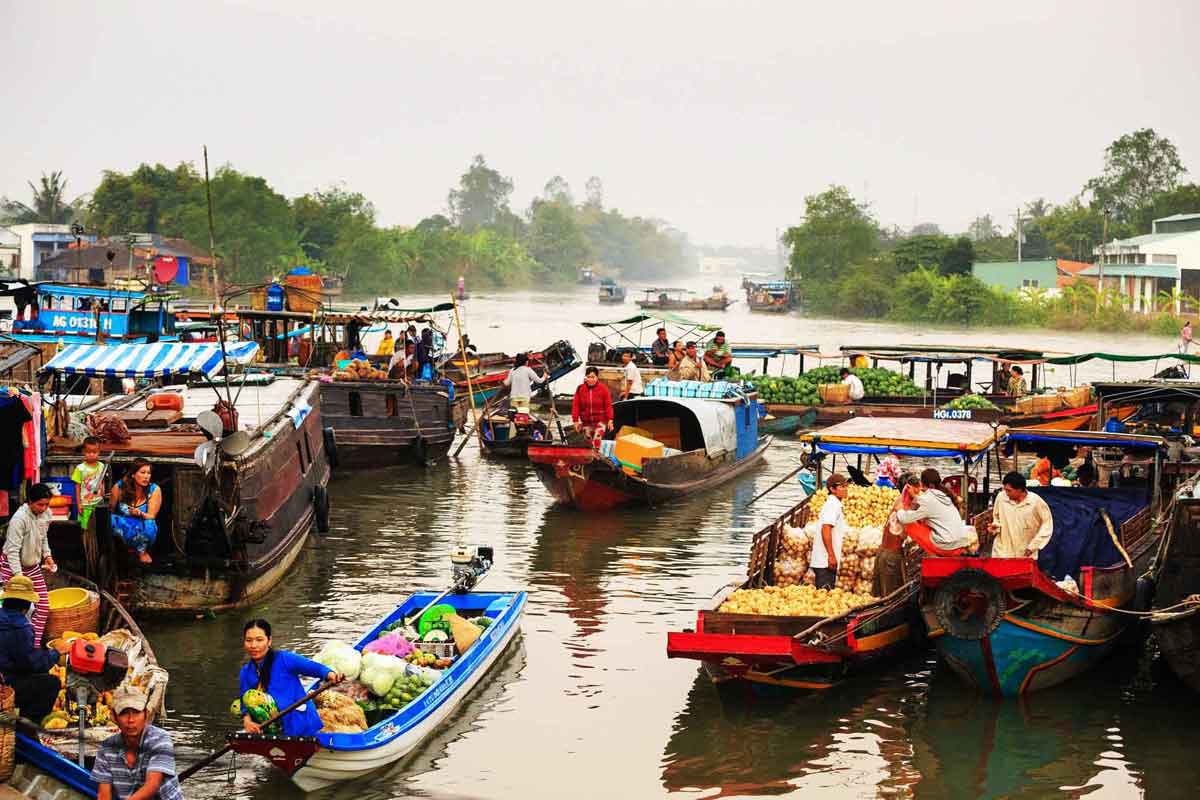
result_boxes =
[785,128,1197,332]
[0,156,693,294]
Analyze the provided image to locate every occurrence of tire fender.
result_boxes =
[313,485,331,533]
[322,426,339,469]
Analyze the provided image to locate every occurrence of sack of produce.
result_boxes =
[316,689,368,732]
[856,526,883,557]
[364,631,415,659]
[774,558,807,587]
[329,680,371,702]
[359,652,407,697]
[445,613,482,654]
[316,641,363,680]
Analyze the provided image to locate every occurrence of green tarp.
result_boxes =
[1045,352,1200,365]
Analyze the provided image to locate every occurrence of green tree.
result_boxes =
[88,162,202,235]
[967,214,1000,242]
[584,176,604,209]
[1034,199,1112,262]
[542,176,573,206]
[1,171,86,225]
[894,234,950,273]
[783,185,877,284]
[292,186,375,267]
[525,199,591,282]
[1133,183,1200,232]
[1085,128,1187,222]
[447,155,514,230]
[942,236,975,275]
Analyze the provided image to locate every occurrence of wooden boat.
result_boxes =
[745,280,796,313]
[920,428,1166,696]
[448,340,581,420]
[480,409,572,458]
[528,385,770,512]
[13,571,168,797]
[597,278,626,304]
[667,500,922,691]
[40,341,331,616]
[669,417,1002,690]
[1150,476,1200,692]
[233,307,458,467]
[636,287,733,312]
[228,589,526,792]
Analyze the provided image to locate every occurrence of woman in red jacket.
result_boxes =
[571,367,614,439]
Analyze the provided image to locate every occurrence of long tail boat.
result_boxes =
[921,428,1167,695]
[668,417,1002,690]
[40,341,331,616]
[528,381,769,512]
[447,339,582,422]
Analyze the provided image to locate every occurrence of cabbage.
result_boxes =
[359,652,406,697]
[316,641,362,680]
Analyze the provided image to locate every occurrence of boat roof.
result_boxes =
[801,416,1003,459]
[24,283,172,302]
[754,281,794,290]
[641,287,690,294]
[373,299,456,313]
[581,311,717,329]
[1091,380,1200,402]
[41,341,259,379]
[615,396,738,457]
[840,344,1058,363]
[1005,429,1165,450]
[0,336,40,373]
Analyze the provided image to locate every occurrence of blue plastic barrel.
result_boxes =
[266,283,285,311]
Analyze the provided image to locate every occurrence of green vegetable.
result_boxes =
[943,394,999,411]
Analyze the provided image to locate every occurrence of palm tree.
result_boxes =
[0,171,86,225]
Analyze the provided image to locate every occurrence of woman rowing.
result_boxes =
[239,619,342,736]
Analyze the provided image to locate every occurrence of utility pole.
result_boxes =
[1097,208,1110,314]
[1014,207,1024,262]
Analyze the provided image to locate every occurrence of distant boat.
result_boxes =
[597,277,626,304]
[579,268,595,285]
[746,279,797,313]
[636,287,733,312]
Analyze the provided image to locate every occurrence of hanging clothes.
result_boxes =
[22,393,40,484]
[0,396,31,491]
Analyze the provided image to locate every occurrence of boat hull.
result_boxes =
[1149,490,1200,691]
[921,551,1150,696]
[528,439,770,512]
[321,381,456,468]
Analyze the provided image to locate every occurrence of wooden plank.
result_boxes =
[799,416,1003,452]
[111,409,183,429]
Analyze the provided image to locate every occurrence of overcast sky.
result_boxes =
[3,1,1198,247]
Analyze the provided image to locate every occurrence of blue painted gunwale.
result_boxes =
[15,732,99,796]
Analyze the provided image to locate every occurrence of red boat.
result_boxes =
[528,392,770,512]
[666,498,922,691]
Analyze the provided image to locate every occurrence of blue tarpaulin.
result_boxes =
[1006,432,1160,450]
[1030,487,1147,581]
[813,442,991,462]
[41,341,259,378]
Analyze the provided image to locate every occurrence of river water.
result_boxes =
[148,282,1199,799]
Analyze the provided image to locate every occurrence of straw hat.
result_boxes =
[112,687,149,714]
[1,575,39,604]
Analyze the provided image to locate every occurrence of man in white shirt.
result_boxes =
[990,472,1055,558]
[840,367,865,401]
[620,350,643,400]
[812,474,849,589]
[500,352,546,412]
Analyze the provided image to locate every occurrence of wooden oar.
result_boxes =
[745,453,811,508]
[177,680,336,783]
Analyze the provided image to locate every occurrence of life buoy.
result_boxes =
[313,485,330,533]
[933,568,1004,641]
[322,427,339,469]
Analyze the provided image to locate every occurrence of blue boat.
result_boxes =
[2,281,176,345]
[228,589,526,792]
[921,428,1166,696]
[12,734,97,798]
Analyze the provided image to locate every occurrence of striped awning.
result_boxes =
[41,341,259,378]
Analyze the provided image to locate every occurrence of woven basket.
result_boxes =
[818,383,850,404]
[0,685,13,782]
[1027,394,1063,414]
[45,590,100,641]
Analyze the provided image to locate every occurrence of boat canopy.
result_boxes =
[1092,381,1200,404]
[580,311,717,330]
[580,311,720,350]
[373,298,456,313]
[41,341,259,379]
[1005,429,1165,450]
[614,396,737,457]
[801,416,1003,461]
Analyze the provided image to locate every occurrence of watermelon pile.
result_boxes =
[752,366,922,406]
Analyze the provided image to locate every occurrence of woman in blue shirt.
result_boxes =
[239,619,342,737]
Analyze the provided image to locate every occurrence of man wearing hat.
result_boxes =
[0,574,64,722]
[813,474,850,589]
[92,686,181,800]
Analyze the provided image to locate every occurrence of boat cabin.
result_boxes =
[2,281,176,344]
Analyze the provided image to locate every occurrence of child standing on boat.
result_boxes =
[72,436,107,531]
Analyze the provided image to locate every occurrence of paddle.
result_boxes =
[177,680,336,783]
[745,453,812,508]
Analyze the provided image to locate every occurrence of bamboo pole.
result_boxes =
[451,293,483,457]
